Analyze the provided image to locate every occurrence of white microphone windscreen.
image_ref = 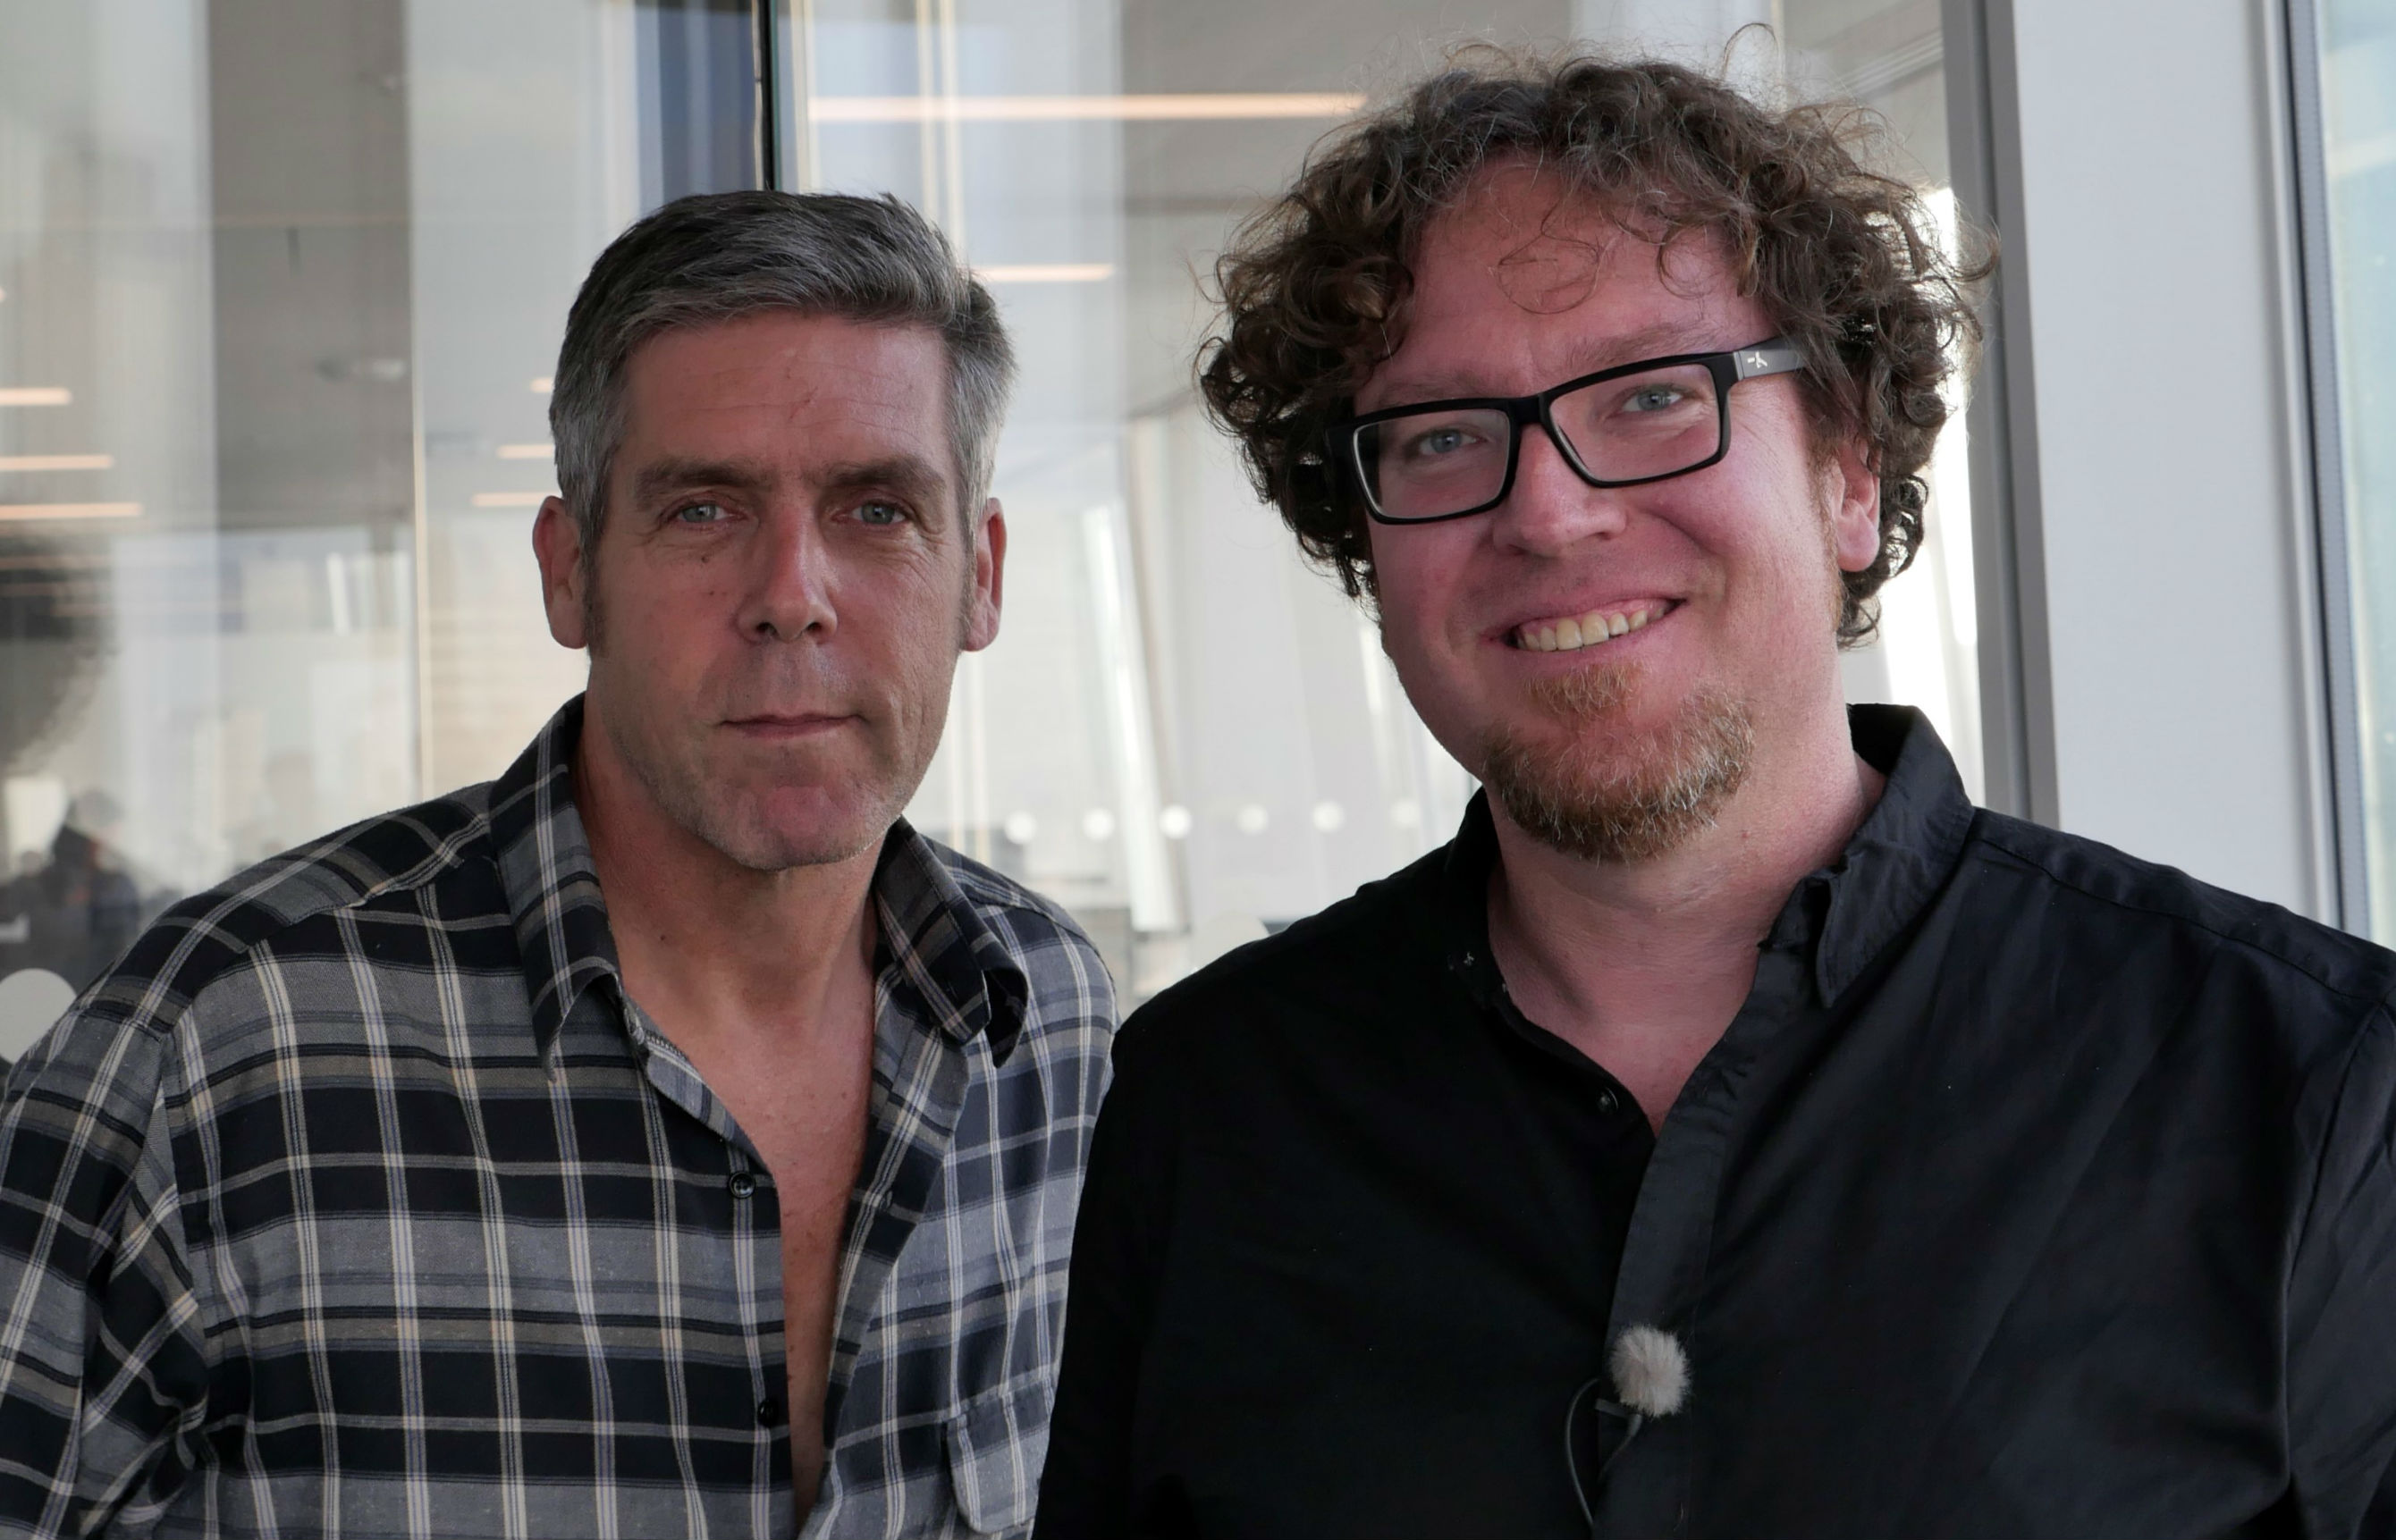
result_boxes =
[1610,1324,1690,1418]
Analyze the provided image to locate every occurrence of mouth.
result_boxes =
[723,713,855,738]
[1506,600,1679,653]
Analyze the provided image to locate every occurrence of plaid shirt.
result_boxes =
[0,698,1113,1539]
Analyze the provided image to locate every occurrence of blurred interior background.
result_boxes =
[0,0,2387,1054]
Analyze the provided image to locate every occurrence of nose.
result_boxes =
[737,508,837,643]
[1489,419,1631,558]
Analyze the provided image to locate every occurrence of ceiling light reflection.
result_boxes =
[0,454,112,472]
[976,264,1114,283]
[0,502,139,522]
[470,492,550,508]
[0,388,72,408]
[496,443,553,459]
[810,92,1365,124]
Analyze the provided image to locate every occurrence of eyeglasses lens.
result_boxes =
[1551,364,1722,483]
[1357,364,1725,520]
[1355,408,1513,522]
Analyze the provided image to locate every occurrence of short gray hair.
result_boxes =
[549,190,1015,555]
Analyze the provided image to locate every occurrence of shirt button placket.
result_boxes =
[726,1165,778,1458]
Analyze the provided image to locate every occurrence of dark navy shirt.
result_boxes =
[1035,705,2396,1539]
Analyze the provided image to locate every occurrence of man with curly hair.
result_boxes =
[1035,52,2396,1538]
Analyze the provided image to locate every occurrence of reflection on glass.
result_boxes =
[0,1,705,1063]
[0,1,423,1057]
[785,0,1974,998]
[0,0,1978,1060]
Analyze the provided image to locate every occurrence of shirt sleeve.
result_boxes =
[0,1003,207,1536]
[1033,1018,1177,1539]
[2285,1000,2396,1537]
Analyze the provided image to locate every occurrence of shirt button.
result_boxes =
[1597,1088,1621,1116]
[728,1172,756,1199]
[757,1396,783,1426]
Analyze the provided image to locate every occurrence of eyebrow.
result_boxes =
[813,454,949,507]
[1367,319,1732,405]
[627,456,773,507]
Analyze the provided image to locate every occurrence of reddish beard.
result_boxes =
[1479,658,1753,863]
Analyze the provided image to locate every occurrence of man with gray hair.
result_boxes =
[0,190,1110,1538]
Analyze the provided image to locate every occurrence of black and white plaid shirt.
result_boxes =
[0,698,1114,1539]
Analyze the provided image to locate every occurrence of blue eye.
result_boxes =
[856,501,907,526]
[1413,428,1469,458]
[1622,385,1688,414]
[673,501,729,525]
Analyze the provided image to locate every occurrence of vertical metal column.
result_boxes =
[2280,0,2369,934]
[1939,0,2058,825]
[752,0,780,190]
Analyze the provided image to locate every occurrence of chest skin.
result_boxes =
[675,1008,874,1511]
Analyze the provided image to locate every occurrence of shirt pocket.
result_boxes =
[945,1374,1052,1536]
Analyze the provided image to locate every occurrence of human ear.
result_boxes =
[963,498,1006,652]
[1827,437,1884,574]
[533,495,592,650]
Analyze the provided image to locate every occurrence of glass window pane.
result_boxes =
[784,0,1975,1000]
[2319,0,2396,936]
[0,0,1978,1057]
[0,0,747,1058]
[1775,0,1986,803]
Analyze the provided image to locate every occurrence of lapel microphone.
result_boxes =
[1565,1324,1690,1529]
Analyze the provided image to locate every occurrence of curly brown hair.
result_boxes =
[1198,48,1990,645]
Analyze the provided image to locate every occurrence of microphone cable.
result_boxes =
[1564,1324,1689,1532]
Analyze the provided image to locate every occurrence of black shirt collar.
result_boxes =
[1437,704,1977,1008]
[1810,704,1978,1000]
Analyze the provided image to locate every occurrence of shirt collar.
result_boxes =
[871,820,1031,1065]
[1803,703,1978,1002]
[487,694,1030,1063]
[1436,703,1976,1008]
[488,695,618,1060]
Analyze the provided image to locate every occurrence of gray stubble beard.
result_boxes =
[579,557,975,876]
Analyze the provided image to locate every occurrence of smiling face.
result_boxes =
[1361,164,1880,862]
[535,310,1001,871]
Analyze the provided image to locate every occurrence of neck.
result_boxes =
[1484,701,1884,1123]
[575,702,881,1051]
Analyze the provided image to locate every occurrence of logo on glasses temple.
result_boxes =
[1742,350,1771,372]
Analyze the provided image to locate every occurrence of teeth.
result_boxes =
[1514,603,1666,653]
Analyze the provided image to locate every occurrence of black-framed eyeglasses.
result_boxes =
[1328,337,1807,526]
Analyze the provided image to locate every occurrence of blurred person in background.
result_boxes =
[0,190,1111,1539]
[0,790,142,991]
[1036,52,2396,1539]
[0,536,144,1068]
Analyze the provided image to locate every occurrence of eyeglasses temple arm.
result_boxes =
[1732,338,1807,381]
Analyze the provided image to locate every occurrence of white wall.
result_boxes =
[2001,0,2334,916]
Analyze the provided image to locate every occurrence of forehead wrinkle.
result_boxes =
[622,315,949,448]
[624,450,949,503]
[1371,318,1742,406]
